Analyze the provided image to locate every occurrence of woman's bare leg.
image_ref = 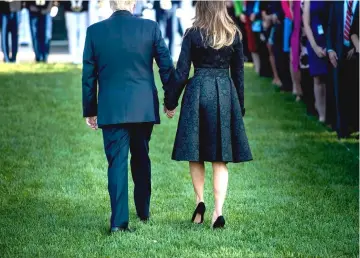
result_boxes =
[190,161,205,223]
[211,162,229,225]
[251,52,261,75]
[267,44,281,86]
[314,76,326,122]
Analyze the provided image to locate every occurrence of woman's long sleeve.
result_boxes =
[164,30,192,110]
[230,36,245,116]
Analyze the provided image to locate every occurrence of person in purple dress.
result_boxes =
[303,0,329,123]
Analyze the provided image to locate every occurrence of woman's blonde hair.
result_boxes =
[193,1,241,49]
[110,0,136,12]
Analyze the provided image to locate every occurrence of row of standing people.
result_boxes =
[228,0,359,139]
[0,0,187,64]
[1,1,52,63]
[153,0,184,56]
[0,0,114,64]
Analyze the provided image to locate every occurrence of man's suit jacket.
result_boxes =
[82,10,174,127]
[327,1,359,59]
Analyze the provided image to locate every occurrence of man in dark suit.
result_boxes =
[0,0,22,63]
[82,0,174,234]
[327,0,359,138]
[26,0,53,62]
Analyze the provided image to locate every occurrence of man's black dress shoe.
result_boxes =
[139,217,150,223]
[109,227,135,234]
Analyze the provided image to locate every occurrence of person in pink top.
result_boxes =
[290,0,303,101]
[281,0,293,20]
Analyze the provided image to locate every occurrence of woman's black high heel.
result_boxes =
[212,216,225,229]
[191,202,206,224]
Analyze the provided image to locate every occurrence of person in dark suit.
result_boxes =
[82,0,175,234]
[0,0,21,63]
[327,0,359,138]
[26,0,53,62]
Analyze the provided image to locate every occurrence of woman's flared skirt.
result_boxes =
[172,68,253,163]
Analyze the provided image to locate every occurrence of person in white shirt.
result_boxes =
[64,0,89,64]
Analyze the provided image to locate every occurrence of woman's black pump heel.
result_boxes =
[212,216,225,229]
[191,202,206,224]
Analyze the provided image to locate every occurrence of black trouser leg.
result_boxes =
[102,125,130,229]
[129,123,154,220]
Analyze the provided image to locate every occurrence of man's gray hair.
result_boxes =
[110,0,136,12]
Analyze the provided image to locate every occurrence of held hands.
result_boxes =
[86,116,98,130]
[163,106,176,119]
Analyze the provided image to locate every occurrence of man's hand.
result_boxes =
[328,50,338,68]
[163,106,176,119]
[347,48,355,60]
[86,116,98,130]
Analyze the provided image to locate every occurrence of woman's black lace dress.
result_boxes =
[165,28,253,163]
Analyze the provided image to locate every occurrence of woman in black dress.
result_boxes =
[164,1,252,229]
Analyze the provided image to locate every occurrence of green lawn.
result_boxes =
[0,64,358,257]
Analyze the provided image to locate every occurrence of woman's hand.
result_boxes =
[240,13,247,23]
[250,13,256,22]
[314,45,326,58]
